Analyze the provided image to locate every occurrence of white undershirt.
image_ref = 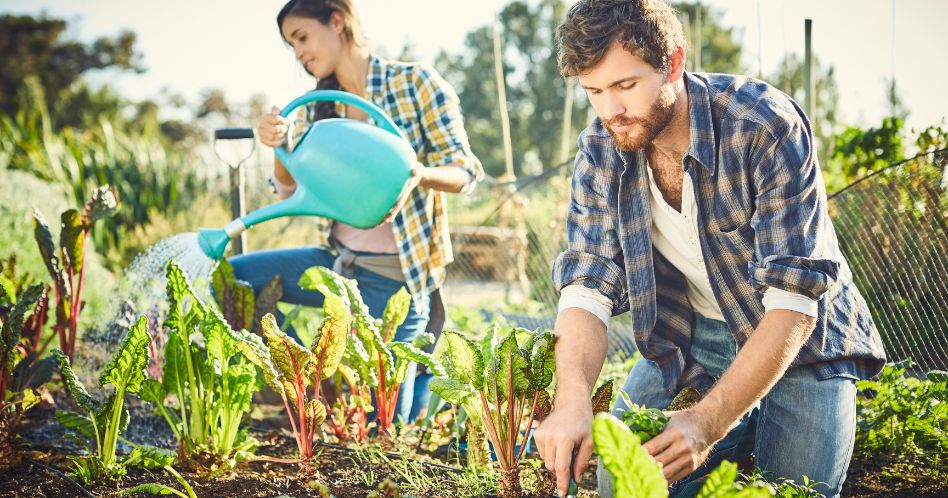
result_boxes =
[558,163,817,326]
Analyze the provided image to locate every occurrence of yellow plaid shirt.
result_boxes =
[291,54,483,310]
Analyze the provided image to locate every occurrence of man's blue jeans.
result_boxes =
[597,313,856,498]
[229,247,430,424]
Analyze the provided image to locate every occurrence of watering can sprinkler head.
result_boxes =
[195,90,415,261]
[197,220,247,260]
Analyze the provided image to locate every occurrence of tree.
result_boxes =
[0,15,144,126]
[436,0,746,179]
[673,2,744,74]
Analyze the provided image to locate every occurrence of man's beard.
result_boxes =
[605,89,675,151]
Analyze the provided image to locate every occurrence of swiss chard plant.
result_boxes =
[33,185,118,363]
[593,413,772,498]
[211,258,282,335]
[0,283,56,468]
[232,302,350,470]
[121,444,197,498]
[0,255,53,360]
[298,266,441,438]
[138,261,261,474]
[54,314,150,484]
[430,325,555,498]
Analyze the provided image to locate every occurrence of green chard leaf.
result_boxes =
[381,287,411,340]
[119,483,181,496]
[60,209,87,273]
[139,379,166,407]
[231,324,286,400]
[260,313,311,404]
[440,330,484,389]
[161,332,188,398]
[429,377,474,406]
[96,392,131,436]
[126,444,177,470]
[1,283,44,369]
[696,460,771,498]
[54,349,95,412]
[592,413,668,498]
[491,331,530,403]
[56,409,97,439]
[32,209,69,295]
[412,332,436,349]
[99,315,151,393]
[527,329,555,390]
[389,342,442,384]
[310,298,350,380]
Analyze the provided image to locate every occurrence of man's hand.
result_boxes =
[642,409,724,483]
[534,398,595,497]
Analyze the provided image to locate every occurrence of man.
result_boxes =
[532,1,886,497]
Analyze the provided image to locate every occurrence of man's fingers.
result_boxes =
[553,442,574,496]
[642,430,673,456]
[573,437,594,482]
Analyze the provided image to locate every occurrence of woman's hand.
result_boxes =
[381,162,424,224]
[257,105,290,148]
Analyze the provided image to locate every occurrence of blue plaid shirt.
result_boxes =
[553,72,887,395]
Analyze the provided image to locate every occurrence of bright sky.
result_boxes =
[5,0,947,133]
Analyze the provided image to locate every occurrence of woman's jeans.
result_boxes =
[229,247,430,424]
[597,313,856,498]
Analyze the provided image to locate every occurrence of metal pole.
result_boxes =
[229,166,246,254]
[493,19,515,181]
[804,19,814,119]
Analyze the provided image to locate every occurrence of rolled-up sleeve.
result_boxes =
[414,66,484,189]
[748,120,840,301]
[552,135,629,316]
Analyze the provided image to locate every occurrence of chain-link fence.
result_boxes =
[442,150,948,370]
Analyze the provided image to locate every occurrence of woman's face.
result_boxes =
[281,14,345,78]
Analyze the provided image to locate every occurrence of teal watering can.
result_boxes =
[197,90,416,260]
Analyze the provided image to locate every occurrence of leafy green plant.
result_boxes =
[0,283,56,468]
[0,256,52,361]
[211,258,281,334]
[592,412,668,498]
[619,402,669,443]
[232,306,349,469]
[121,444,197,498]
[298,266,441,437]
[430,325,555,498]
[33,185,118,363]
[138,261,261,474]
[593,413,772,498]
[54,314,150,484]
[855,359,948,469]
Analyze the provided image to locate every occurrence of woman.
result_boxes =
[231,0,482,424]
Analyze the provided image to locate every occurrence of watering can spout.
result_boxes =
[197,220,247,260]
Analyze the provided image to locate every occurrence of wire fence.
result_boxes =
[442,149,948,371]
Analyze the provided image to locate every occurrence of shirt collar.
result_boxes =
[684,71,717,173]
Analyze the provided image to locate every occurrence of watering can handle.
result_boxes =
[276,89,406,149]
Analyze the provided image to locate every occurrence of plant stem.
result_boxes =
[163,465,197,498]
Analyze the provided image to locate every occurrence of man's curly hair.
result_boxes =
[556,0,685,77]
